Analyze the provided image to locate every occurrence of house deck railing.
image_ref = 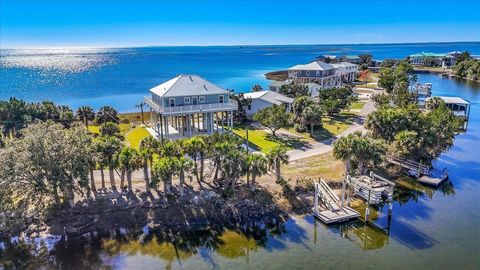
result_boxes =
[144,96,238,114]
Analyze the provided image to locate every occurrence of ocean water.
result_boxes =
[1,44,480,269]
[1,42,479,112]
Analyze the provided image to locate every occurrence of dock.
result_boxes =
[313,179,360,224]
[387,156,448,187]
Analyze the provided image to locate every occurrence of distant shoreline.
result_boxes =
[2,41,479,51]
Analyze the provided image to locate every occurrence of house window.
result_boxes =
[169,98,175,107]
[199,96,205,103]
[306,71,310,76]
[248,104,252,110]
[184,97,191,104]
[219,95,224,103]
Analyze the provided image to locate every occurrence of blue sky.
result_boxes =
[1,0,479,48]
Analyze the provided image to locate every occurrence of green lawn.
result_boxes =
[232,125,307,153]
[125,126,151,149]
[286,115,353,142]
[350,102,366,110]
[87,125,100,134]
[233,126,282,153]
[88,123,132,136]
[89,123,151,149]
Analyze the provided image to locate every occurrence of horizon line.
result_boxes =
[1,40,479,50]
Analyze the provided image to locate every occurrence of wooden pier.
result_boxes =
[313,179,360,224]
[387,156,448,187]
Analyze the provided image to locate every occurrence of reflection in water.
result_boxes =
[314,217,391,250]
[394,176,456,205]
[0,220,283,269]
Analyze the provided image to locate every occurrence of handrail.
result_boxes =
[144,96,238,114]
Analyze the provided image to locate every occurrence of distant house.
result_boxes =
[331,62,358,82]
[243,91,294,120]
[287,60,358,90]
[288,60,341,89]
[343,55,362,64]
[144,74,238,139]
[409,52,452,67]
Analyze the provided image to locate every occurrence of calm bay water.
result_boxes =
[1,42,479,112]
[1,44,480,269]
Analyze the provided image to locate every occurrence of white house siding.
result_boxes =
[246,99,274,120]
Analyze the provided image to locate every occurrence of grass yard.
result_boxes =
[350,101,366,110]
[125,126,151,149]
[87,125,100,134]
[286,115,353,142]
[88,123,132,136]
[233,126,287,153]
[282,152,345,181]
[88,123,151,149]
[118,111,151,123]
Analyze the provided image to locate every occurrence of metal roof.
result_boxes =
[244,90,293,105]
[288,60,335,71]
[409,52,448,58]
[149,75,230,97]
[426,96,470,105]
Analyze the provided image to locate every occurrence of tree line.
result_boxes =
[0,120,290,214]
[453,52,480,81]
[333,61,461,176]
[0,98,122,136]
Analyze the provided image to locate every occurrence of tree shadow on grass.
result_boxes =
[265,133,309,150]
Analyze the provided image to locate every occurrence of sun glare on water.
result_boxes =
[0,48,118,73]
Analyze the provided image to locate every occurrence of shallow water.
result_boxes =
[1,49,480,269]
[1,42,479,112]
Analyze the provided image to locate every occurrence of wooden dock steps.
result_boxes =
[313,180,360,224]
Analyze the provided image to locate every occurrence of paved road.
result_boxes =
[287,99,376,161]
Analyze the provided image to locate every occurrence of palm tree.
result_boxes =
[94,140,108,189]
[136,102,147,124]
[333,134,354,174]
[175,156,193,196]
[117,146,141,194]
[76,105,95,128]
[99,136,122,189]
[219,146,246,192]
[251,84,263,92]
[139,136,158,193]
[88,153,97,195]
[100,122,121,137]
[138,148,153,193]
[302,104,323,134]
[246,153,268,188]
[333,132,383,175]
[425,96,444,111]
[267,145,289,183]
[183,136,207,188]
[96,106,120,124]
[152,157,176,194]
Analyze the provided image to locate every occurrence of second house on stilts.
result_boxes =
[144,74,238,139]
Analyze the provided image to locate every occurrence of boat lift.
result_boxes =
[346,172,395,221]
